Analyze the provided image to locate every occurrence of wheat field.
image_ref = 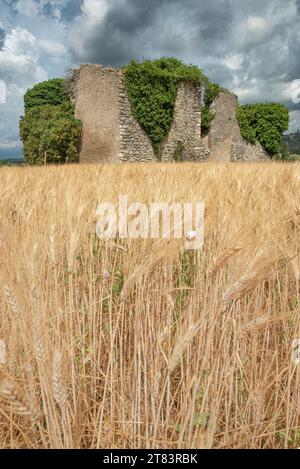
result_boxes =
[0,162,300,449]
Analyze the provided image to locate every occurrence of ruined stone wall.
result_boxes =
[73,65,269,164]
[74,65,121,163]
[117,77,156,163]
[161,81,206,162]
[73,65,206,164]
[206,88,269,162]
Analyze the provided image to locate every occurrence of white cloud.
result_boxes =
[39,39,66,56]
[14,0,40,17]
[0,28,49,147]
[0,27,47,85]
[13,0,67,19]
[81,0,110,23]
[69,0,115,61]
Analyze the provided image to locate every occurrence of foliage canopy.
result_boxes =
[20,79,81,165]
[236,103,289,156]
[24,78,70,113]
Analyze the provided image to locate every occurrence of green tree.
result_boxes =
[236,103,289,156]
[24,78,70,113]
[20,80,81,165]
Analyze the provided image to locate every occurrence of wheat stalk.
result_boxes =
[167,319,201,373]
[209,247,242,276]
[0,379,39,421]
[52,349,67,407]
[3,285,19,315]
[239,313,290,337]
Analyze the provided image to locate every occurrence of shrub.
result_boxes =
[20,102,81,165]
[20,79,81,165]
[236,103,289,156]
[123,58,205,156]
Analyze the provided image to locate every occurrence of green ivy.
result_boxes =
[236,103,289,155]
[201,81,221,136]
[123,58,205,156]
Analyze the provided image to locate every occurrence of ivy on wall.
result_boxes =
[201,82,221,136]
[123,58,206,156]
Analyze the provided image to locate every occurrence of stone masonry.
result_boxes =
[71,64,270,164]
[161,81,206,162]
[204,88,269,162]
[71,64,206,163]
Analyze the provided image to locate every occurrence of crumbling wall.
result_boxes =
[73,65,268,164]
[73,64,157,163]
[206,88,269,162]
[161,81,206,162]
[74,65,121,163]
[73,65,206,164]
[118,78,156,163]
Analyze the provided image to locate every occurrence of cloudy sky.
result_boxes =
[0,0,299,157]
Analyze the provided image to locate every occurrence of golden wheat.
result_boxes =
[0,161,300,449]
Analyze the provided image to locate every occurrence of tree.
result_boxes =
[20,80,81,165]
[24,78,70,112]
[236,103,289,156]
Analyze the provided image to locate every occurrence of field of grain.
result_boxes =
[0,162,300,449]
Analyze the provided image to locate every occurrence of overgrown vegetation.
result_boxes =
[123,58,206,156]
[20,79,81,165]
[23,78,70,113]
[201,82,221,136]
[19,60,291,163]
[236,103,289,156]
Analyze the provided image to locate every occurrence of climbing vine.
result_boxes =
[201,82,221,136]
[123,58,206,156]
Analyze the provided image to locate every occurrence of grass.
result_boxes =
[0,162,300,449]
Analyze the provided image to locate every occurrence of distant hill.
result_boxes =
[0,158,25,166]
[282,132,300,155]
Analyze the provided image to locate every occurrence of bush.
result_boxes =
[20,102,81,165]
[123,58,205,156]
[236,103,289,156]
[20,79,81,165]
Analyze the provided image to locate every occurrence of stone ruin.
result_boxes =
[70,64,269,163]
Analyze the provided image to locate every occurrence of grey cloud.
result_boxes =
[0,28,5,49]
